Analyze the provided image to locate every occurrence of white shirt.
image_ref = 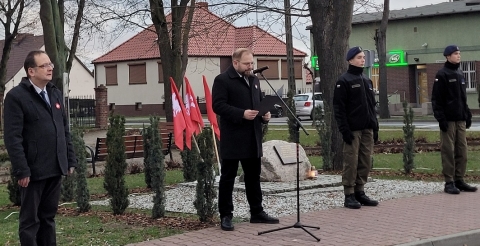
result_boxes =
[29,79,50,106]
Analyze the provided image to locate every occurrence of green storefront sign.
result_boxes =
[374,50,408,67]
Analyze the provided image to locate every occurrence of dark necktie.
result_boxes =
[40,91,50,107]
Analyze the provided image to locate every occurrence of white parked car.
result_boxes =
[293,92,324,120]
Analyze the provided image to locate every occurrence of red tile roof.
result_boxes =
[0,33,44,82]
[93,3,306,64]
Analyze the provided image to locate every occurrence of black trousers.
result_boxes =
[19,176,62,246]
[218,158,263,218]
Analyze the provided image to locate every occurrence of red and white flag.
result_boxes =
[170,78,190,150]
[184,77,204,135]
[202,75,220,140]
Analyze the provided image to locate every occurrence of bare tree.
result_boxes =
[0,0,27,93]
[149,0,196,122]
[307,0,355,170]
[39,0,86,91]
[374,0,390,118]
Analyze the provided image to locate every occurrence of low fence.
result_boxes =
[67,95,95,127]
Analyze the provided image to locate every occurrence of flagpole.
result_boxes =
[191,135,204,162]
[211,125,221,175]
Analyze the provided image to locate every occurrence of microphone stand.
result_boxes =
[256,72,320,242]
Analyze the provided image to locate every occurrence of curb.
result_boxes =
[396,229,480,246]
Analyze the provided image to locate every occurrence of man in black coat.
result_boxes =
[212,48,279,231]
[333,46,379,209]
[4,50,77,245]
[432,45,477,194]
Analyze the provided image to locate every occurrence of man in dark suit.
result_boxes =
[4,50,77,245]
[212,48,279,231]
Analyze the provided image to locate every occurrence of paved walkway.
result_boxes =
[128,191,480,246]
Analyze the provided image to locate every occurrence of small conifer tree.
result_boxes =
[194,127,217,222]
[71,127,91,212]
[60,174,76,202]
[104,115,129,215]
[286,89,297,142]
[142,123,153,188]
[7,168,21,206]
[315,107,333,170]
[180,139,199,182]
[149,116,166,218]
[402,101,415,174]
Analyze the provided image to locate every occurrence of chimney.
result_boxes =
[196,2,208,9]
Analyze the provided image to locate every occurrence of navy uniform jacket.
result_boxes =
[4,77,77,181]
[333,67,378,134]
[431,62,471,123]
[212,65,264,159]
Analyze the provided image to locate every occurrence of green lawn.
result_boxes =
[2,126,480,244]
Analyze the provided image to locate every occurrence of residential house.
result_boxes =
[1,33,95,98]
[92,2,308,116]
[309,0,480,114]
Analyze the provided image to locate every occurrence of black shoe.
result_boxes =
[455,180,478,192]
[444,182,460,194]
[354,191,379,206]
[250,211,279,224]
[344,194,361,209]
[220,215,234,231]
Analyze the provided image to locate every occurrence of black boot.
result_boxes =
[250,211,279,224]
[455,180,478,192]
[344,194,361,209]
[444,181,460,194]
[354,191,379,206]
[220,215,234,231]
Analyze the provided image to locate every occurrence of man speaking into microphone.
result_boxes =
[212,48,279,231]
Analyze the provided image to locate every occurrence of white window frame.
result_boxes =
[370,67,379,93]
[460,61,476,91]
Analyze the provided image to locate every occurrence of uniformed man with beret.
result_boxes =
[333,46,379,209]
[432,45,477,194]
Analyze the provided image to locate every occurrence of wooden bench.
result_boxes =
[159,122,175,161]
[86,124,174,175]
[86,135,143,175]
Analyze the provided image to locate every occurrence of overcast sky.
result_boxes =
[85,0,451,67]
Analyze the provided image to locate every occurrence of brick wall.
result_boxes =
[426,63,444,101]
[386,66,413,102]
[94,85,108,129]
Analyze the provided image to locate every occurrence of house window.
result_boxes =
[281,59,303,79]
[129,63,147,84]
[105,65,118,86]
[135,102,142,111]
[256,60,279,79]
[157,62,164,83]
[220,57,232,73]
[370,67,379,92]
[461,61,476,91]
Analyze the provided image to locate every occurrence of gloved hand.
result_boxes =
[342,131,354,145]
[466,119,472,129]
[439,121,448,132]
[373,131,379,143]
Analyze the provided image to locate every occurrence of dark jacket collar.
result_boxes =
[20,77,56,92]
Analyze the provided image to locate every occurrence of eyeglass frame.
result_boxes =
[234,60,255,66]
[34,63,55,69]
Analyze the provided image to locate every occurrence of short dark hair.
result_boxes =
[24,50,47,77]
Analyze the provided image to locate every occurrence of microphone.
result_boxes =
[252,66,269,74]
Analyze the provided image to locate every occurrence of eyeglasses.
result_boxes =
[35,63,55,69]
[235,60,254,66]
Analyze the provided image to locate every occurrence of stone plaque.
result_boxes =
[273,143,303,165]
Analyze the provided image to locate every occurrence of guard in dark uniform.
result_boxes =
[431,45,477,194]
[333,46,379,209]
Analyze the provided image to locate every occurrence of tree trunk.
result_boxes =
[149,0,195,122]
[307,0,354,170]
[39,0,66,92]
[284,0,296,93]
[375,0,390,118]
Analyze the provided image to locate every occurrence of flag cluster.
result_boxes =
[170,76,220,150]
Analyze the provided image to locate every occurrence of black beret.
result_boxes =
[443,45,460,56]
[346,46,363,61]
